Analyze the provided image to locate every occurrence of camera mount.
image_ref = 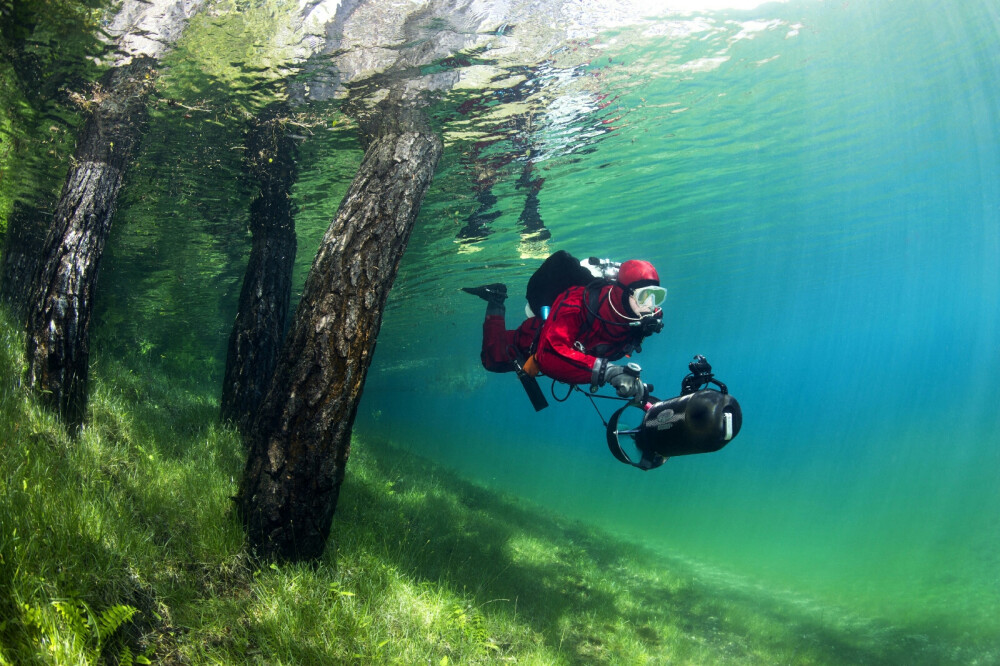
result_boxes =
[680,354,728,395]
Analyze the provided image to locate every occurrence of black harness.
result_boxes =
[579,280,655,358]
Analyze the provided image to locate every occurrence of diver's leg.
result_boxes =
[463,283,516,372]
[461,283,507,313]
[481,315,518,372]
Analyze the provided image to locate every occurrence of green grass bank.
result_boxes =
[0,309,979,665]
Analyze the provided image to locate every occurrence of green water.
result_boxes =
[359,0,1000,646]
[6,0,999,658]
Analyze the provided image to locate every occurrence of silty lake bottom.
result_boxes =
[7,0,999,662]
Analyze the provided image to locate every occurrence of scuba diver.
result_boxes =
[462,250,666,403]
[463,250,743,471]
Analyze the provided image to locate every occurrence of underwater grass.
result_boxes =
[0,307,994,665]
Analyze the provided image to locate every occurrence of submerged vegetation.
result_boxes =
[3,0,998,661]
[0,308,983,665]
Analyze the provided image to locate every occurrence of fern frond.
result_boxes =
[51,599,90,655]
[97,604,139,643]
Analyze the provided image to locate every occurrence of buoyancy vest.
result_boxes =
[531,281,646,385]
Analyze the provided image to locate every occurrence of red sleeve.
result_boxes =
[533,287,597,385]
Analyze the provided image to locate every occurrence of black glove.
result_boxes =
[603,364,647,403]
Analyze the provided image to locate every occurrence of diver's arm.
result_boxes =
[533,288,598,384]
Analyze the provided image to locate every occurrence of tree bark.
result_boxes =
[220,104,299,434]
[25,56,156,425]
[238,103,442,561]
[0,201,51,321]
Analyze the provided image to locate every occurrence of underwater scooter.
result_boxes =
[604,355,742,470]
[546,355,742,470]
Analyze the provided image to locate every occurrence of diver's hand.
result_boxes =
[604,364,647,403]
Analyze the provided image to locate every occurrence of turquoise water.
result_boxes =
[82,0,1000,653]
[354,0,1000,643]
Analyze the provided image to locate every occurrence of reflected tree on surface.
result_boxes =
[455,67,552,246]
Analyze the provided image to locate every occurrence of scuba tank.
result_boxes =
[516,251,620,410]
[525,250,620,317]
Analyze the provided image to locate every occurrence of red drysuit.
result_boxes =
[480,283,648,385]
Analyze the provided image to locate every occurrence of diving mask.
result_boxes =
[632,285,667,309]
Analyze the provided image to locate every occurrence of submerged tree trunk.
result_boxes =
[238,102,443,561]
[24,56,156,425]
[221,104,299,434]
[0,201,52,321]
